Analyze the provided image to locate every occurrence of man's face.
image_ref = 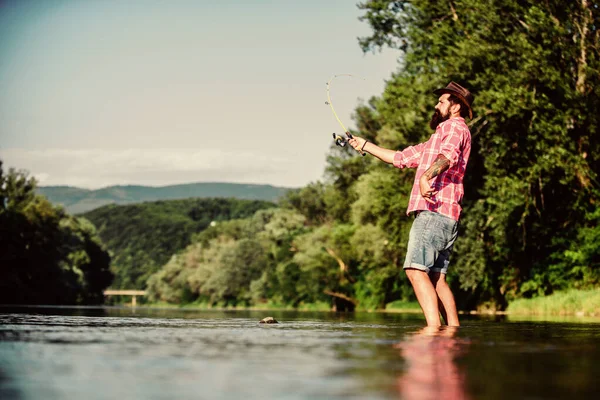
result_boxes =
[429,93,452,130]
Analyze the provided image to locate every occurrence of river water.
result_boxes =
[1,307,599,400]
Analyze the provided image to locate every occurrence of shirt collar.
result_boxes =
[437,117,464,130]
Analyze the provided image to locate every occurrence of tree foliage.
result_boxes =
[0,161,113,304]
[83,198,276,290]
[147,208,308,306]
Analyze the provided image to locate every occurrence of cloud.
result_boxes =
[0,148,316,189]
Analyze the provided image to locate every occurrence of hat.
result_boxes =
[433,81,474,119]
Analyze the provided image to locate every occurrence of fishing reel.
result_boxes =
[333,132,350,147]
[332,132,365,156]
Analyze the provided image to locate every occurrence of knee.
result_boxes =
[404,268,424,282]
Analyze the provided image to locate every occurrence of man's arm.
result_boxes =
[419,154,450,204]
[347,136,396,164]
[362,141,398,164]
[422,154,451,180]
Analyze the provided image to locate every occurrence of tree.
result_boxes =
[0,161,113,304]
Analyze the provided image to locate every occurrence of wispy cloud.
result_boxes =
[0,148,315,188]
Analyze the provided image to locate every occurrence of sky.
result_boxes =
[0,0,400,189]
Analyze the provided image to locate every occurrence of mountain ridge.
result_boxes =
[37,182,294,214]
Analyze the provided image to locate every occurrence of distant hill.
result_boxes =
[37,182,292,214]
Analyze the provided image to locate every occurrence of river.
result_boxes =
[1,307,599,399]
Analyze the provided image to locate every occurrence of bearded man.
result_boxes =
[349,82,474,327]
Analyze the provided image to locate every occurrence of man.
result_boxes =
[348,82,473,327]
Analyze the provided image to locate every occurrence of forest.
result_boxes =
[82,198,276,290]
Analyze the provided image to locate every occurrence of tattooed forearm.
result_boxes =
[422,154,450,180]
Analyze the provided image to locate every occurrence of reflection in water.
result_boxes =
[395,326,470,400]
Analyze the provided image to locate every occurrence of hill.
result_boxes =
[37,182,291,214]
[82,198,277,290]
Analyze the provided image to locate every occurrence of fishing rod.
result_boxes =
[325,74,366,156]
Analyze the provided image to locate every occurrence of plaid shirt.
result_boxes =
[393,117,471,221]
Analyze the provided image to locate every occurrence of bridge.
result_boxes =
[103,290,147,307]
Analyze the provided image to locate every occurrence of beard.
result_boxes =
[429,108,450,130]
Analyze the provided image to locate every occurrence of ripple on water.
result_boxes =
[1,309,600,400]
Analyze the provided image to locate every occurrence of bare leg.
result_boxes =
[437,298,449,325]
[430,272,460,326]
[405,268,441,327]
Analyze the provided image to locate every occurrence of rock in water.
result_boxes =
[259,317,278,324]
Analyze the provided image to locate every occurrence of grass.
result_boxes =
[506,288,600,316]
[383,300,422,312]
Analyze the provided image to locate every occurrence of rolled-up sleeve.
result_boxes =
[393,143,425,169]
[439,122,466,168]
[393,143,425,168]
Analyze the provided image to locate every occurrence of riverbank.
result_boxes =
[82,288,600,317]
[144,300,422,313]
[506,288,600,317]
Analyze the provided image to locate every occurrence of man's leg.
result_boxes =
[405,268,441,327]
[429,272,459,326]
[437,297,449,325]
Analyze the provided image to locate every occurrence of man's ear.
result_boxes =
[450,102,461,115]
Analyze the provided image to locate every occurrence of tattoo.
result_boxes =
[423,154,450,180]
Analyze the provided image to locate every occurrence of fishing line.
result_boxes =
[325,74,366,156]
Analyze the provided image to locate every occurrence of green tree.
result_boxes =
[0,161,112,304]
[280,182,329,225]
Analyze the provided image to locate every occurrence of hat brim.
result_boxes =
[434,88,473,119]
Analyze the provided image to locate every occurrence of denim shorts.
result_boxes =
[403,210,459,274]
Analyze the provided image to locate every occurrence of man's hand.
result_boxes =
[347,136,367,153]
[419,174,437,204]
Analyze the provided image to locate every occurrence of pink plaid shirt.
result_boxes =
[393,117,471,221]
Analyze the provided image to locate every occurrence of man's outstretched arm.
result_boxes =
[419,154,451,204]
[348,136,396,164]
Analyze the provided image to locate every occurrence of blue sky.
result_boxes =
[0,0,400,188]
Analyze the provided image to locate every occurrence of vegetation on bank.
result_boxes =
[147,300,334,312]
[507,289,600,316]
[0,162,113,305]
[385,300,421,312]
[146,205,410,311]
[83,198,276,290]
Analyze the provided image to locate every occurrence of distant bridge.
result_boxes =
[103,290,147,307]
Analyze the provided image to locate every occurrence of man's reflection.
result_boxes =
[395,326,470,400]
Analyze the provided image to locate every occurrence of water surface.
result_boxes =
[1,307,599,399]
